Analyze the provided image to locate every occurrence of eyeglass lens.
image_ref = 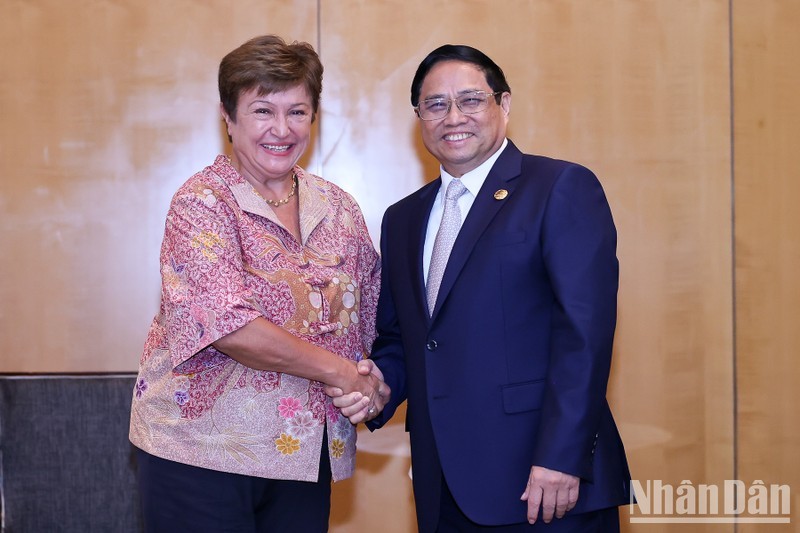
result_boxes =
[418,91,495,120]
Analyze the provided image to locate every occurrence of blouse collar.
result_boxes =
[213,155,328,245]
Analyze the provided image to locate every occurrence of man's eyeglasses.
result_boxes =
[414,91,502,121]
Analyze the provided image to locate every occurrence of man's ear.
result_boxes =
[500,92,511,117]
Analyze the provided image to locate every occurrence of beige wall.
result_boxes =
[733,1,800,532]
[1,1,797,531]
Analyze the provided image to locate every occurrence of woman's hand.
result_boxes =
[212,318,389,423]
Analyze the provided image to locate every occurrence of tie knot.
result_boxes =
[445,179,467,201]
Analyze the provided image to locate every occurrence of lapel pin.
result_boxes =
[494,189,508,200]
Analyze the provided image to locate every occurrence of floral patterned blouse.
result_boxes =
[129,155,380,483]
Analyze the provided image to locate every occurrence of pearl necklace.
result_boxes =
[258,173,297,207]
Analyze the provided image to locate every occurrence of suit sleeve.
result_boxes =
[531,164,619,481]
[366,208,408,430]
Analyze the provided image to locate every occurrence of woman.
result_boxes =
[129,35,386,532]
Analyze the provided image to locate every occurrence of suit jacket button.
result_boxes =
[426,340,438,351]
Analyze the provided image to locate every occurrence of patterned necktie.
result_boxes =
[427,178,468,315]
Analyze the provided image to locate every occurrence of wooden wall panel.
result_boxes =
[733,1,800,531]
[0,0,317,372]
[320,1,733,531]
[5,0,798,531]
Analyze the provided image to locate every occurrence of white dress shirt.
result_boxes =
[423,138,508,283]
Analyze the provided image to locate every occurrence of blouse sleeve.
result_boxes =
[159,178,262,368]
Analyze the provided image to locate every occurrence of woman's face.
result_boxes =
[222,84,313,183]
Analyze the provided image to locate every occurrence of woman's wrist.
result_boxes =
[321,355,357,392]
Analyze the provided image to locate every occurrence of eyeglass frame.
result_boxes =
[413,90,503,121]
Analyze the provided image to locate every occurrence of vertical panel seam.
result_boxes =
[728,3,739,533]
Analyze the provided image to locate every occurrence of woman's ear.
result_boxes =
[220,103,233,142]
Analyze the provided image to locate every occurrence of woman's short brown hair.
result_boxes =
[218,35,323,121]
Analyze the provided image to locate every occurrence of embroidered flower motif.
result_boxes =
[287,410,317,440]
[275,433,301,455]
[189,306,217,346]
[331,438,346,459]
[135,378,148,398]
[191,230,226,262]
[173,374,190,392]
[169,255,186,276]
[278,397,303,418]
[162,256,187,295]
[332,416,352,441]
[174,390,189,406]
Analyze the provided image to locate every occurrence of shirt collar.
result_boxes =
[439,138,508,199]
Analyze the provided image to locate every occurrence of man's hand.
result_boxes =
[324,359,390,424]
[520,465,579,524]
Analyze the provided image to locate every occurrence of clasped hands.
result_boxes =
[325,359,389,424]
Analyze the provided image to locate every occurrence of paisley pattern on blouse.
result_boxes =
[129,156,380,483]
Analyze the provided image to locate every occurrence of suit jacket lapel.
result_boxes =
[405,180,440,320]
[430,142,524,319]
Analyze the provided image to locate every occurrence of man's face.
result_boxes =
[417,60,510,177]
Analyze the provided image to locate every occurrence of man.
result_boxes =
[330,44,631,532]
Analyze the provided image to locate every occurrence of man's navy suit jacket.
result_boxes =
[368,141,632,531]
